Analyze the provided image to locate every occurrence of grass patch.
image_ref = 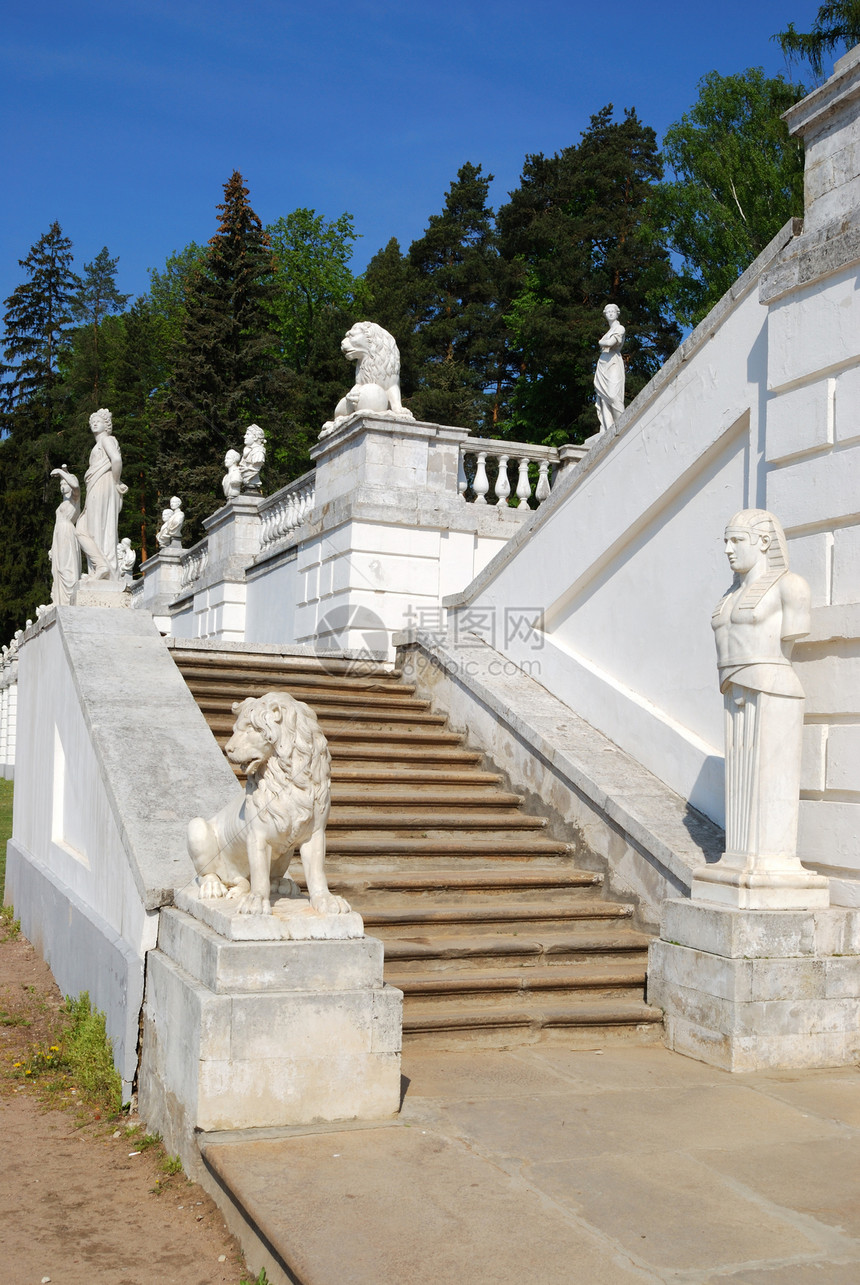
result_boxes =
[61,992,123,1114]
[0,778,13,902]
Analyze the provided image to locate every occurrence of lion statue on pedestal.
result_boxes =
[319,321,413,438]
[187,691,350,917]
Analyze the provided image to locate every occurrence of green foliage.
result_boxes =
[656,68,806,327]
[0,778,13,901]
[1,221,79,434]
[408,163,505,432]
[267,209,362,370]
[156,171,280,536]
[498,106,679,444]
[62,991,122,1113]
[70,247,131,404]
[363,237,420,397]
[774,2,860,78]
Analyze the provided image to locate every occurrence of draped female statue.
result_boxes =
[75,409,127,579]
[593,303,625,433]
[49,466,81,605]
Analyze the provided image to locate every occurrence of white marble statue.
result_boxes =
[49,466,81,605]
[117,537,136,577]
[321,322,413,438]
[594,303,625,434]
[693,509,829,909]
[75,409,128,579]
[222,449,242,501]
[239,425,266,493]
[156,496,185,548]
[187,691,351,918]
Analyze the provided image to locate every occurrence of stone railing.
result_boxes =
[179,541,209,591]
[458,439,560,508]
[259,470,316,553]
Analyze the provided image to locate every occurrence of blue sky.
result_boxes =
[2,0,822,308]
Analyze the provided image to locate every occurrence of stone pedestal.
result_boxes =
[138,903,403,1176]
[691,860,830,911]
[71,577,132,608]
[137,547,187,628]
[648,898,860,1071]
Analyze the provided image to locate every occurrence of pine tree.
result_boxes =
[408,163,505,432]
[1,221,79,435]
[157,172,278,535]
[498,107,679,444]
[70,247,131,403]
[363,238,420,398]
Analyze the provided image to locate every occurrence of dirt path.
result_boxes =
[0,932,252,1285]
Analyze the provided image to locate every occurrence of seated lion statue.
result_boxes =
[187,691,350,917]
[320,321,413,437]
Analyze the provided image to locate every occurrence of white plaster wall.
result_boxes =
[244,552,299,645]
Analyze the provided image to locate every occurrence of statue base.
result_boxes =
[138,905,402,1177]
[175,882,365,940]
[71,577,132,609]
[649,898,860,1071]
[691,854,830,911]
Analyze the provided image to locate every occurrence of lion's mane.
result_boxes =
[231,691,331,836]
[347,322,401,391]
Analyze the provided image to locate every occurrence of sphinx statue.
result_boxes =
[49,466,82,605]
[320,322,413,438]
[692,509,829,909]
[75,409,128,579]
[593,303,625,434]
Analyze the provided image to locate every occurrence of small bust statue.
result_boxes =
[156,495,185,549]
[693,508,828,909]
[49,465,82,606]
[239,424,266,493]
[117,537,137,577]
[593,303,625,434]
[222,449,242,501]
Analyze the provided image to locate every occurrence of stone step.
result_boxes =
[211,734,485,767]
[334,766,503,786]
[324,834,572,858]
[401,998,664,1047]
[208,716,459,739]
[388,962,647,1006]
[326,809,547,831]
[185,678,428,710]
[198,698,447,725]
[383,930,652,971]
[363,900,634,938]
[320,868,603,901]
[330,785,521,806]
[171,651,406,684]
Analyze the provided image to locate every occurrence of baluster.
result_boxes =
[495,454,511,505]
[473,451,490,504]
[535,459,551,503]
[516,456,532,508]
[457,450,468,500]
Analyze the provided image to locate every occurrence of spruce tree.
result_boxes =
[363,238,420,399]
[408,163,505,432]
[498,107,679,444]
[1,221,79,436]
[70,247,131,403]
[157,172,278,536]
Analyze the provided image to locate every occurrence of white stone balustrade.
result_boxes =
[259,471,316,552]
[458,439,560,508]
[180,542,209,590]
[0,661,18,780]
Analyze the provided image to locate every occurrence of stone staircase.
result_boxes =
[171,646,662,1048]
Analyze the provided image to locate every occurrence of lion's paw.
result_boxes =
[237,892,271,916]
[310,892,352,916]
[198,874,228,900]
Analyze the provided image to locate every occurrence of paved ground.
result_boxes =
[206,1041,860,1284]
